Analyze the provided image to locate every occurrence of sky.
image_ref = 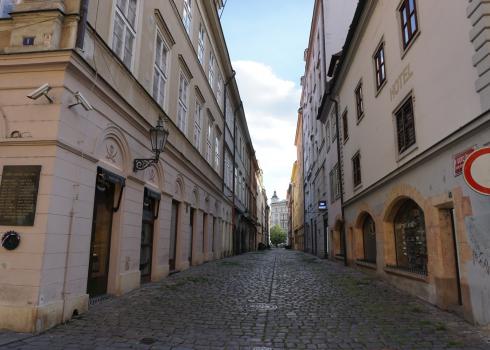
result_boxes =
[221,0,314,201]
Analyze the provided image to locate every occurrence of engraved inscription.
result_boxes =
[0,166,42,226]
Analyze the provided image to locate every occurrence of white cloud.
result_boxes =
[233,60,301,200]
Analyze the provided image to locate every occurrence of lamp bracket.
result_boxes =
[133,157,158,172]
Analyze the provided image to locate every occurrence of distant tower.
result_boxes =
[271,190,279,203]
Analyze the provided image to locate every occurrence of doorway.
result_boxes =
[189,208,195,264]
[169,200,179,272]
[140,188,160,283]
[87,168,121,298]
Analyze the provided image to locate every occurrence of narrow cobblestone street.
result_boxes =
[2,249,490,350]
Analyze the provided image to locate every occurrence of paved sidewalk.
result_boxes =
[1,249,489,349]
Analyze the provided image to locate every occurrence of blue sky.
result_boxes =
[221,0,314,200]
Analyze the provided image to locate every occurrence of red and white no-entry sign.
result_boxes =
[463,147,490,196]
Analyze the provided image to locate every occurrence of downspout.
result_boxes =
[300,109,308,253]
[232,101,243,255]
[75,0,89,50]
[222,70,236,194]
[330,96,347,266]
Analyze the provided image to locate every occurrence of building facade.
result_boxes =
[291,113,305,251]
[318,0,490,325]
[300,0,357,258]
[270,191,288,236]
[0,0,259,332]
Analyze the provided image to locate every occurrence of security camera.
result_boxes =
[27,83,53,103]
[69,91,93,111]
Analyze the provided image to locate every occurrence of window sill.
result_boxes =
[396,144,418,163]
[384,266,428,282]
[375,79,387,98]
[401,30,421,60]
[356,260,377,270]
[353,183,363,192]
[356,113,365,125]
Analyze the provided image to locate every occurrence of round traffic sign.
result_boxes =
[463,147,490,195]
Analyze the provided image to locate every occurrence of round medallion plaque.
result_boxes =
[1,231,21,251]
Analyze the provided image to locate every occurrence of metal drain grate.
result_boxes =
[249,303,278,311]
[89,294,112,306]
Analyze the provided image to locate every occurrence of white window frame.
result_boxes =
[206,118,213,164]
[177,73,189,134]
[112,0,138,70]
[198,24,206,65]
[208,52,216,90]
[193,100,203,151]
[216,73,223,108]
[214,132,220,171]
[183,0,192,35]
[153,29,169,110]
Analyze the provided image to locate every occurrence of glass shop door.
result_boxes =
[87,170,116,297]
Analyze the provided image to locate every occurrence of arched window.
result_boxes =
[394,200,428,274]
[362,215,377,263]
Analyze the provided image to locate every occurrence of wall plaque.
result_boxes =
[0,165,42,226]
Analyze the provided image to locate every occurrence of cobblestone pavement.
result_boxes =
[2,249,490,350]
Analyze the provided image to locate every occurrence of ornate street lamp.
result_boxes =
[133,117,169,172]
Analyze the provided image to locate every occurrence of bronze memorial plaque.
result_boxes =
[0,165,42,226]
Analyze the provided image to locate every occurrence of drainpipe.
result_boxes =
[222,70,236,193]
[330,96,347,266]
[75,0,89,50]
[232,101,243,255]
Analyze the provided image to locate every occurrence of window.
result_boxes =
[177,73,189,133]
[214,132,220,171]
[153,31,168,109]
[395,96,416,154]
[352,152,361,187]
[224,152,232,188]
[198,24,205,65]
[206,118,213,164]
[325,120,330,146]
[208,52,216,89]
[193,101,203,151]
[113,0,137,69]
[362,215,377,263]
[393,200,427,274]
[217,73,223,108]
[0,0,17,18]
[342,110,349,142]
[374,42,386,90]
[355,82,364,120]
[400,0,418,49]
[329,163,341,203]
[182,0,192,35]
[331,114,337,142]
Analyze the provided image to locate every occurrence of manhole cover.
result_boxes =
[249,303,278,311]
[89,295,112,306]
[140,338,157,345]
[253,347,272,350]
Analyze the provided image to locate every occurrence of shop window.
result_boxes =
[392,199,428,274]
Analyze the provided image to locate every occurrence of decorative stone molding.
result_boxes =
[468,0,490,110]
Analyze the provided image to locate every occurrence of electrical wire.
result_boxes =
[219,0,229,19]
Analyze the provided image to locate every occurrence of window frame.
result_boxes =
[193,100,203,152]
[373,40,387,92]
[394,94,417,156]
[182,0,192,35]
[342,109,349,143]
[177,72,189,134]
[152,29,169,110]
[399,0,419,50]
[355,80,365,122]
[352,151,362,188]
[111,0,138,71]
[197,23,206,65]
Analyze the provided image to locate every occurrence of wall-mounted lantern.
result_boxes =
[133,117,169,172]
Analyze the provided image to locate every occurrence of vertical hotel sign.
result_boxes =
[0,166,42,226]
